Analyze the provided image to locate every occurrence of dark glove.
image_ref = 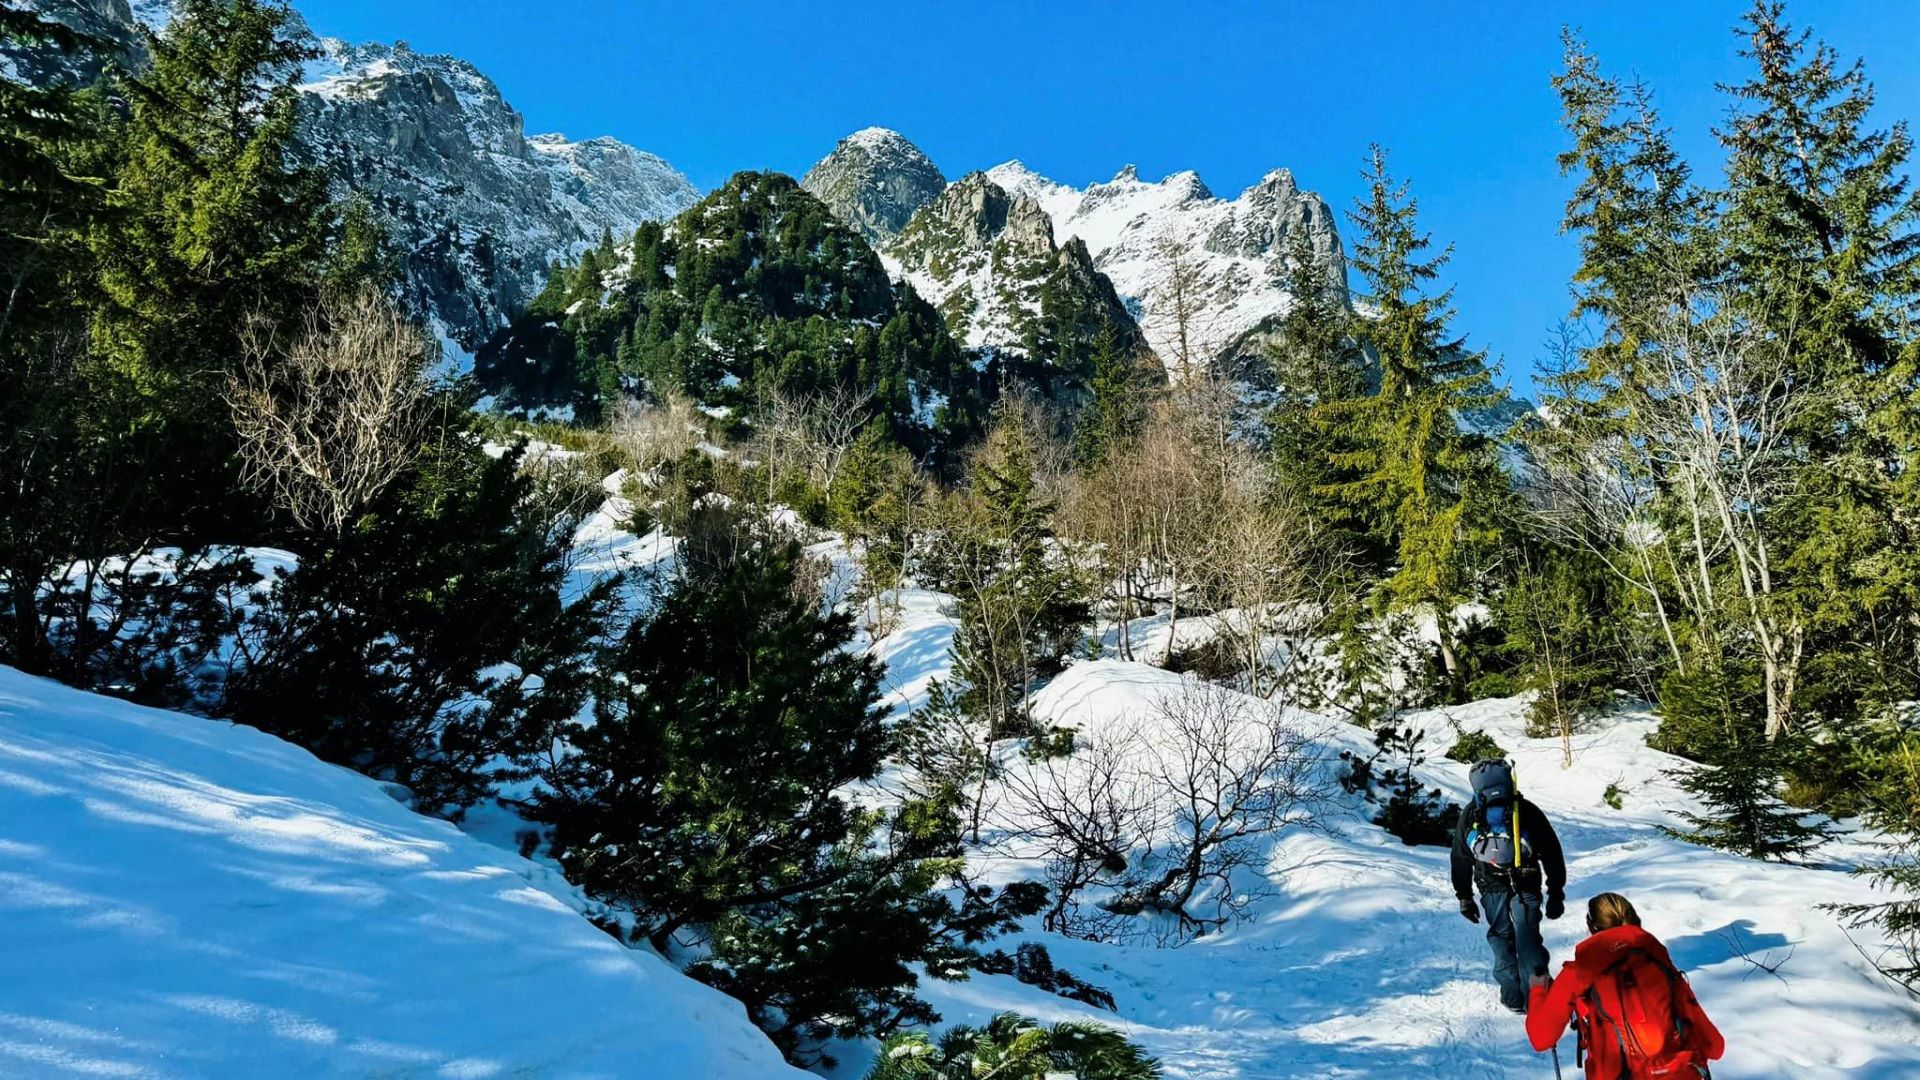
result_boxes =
[1459,896,1480,924]
[1546,892,1565,920]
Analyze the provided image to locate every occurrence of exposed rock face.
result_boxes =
[886,172,1143,365]
[298,39,698,351]
[987,160,1348,372]
[11,2,700,354]
[800,127,946,245]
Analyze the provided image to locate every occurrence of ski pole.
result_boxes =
[1550,1045,1563,1080]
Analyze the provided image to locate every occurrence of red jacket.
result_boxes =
[1527,925,1724,1079]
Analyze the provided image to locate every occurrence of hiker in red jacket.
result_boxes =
[1526,892,1725,1078]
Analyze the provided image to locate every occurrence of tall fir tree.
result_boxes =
[89,0,333,536]
[1318,147,1506,701]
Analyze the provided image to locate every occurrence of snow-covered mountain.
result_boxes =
[0,663,803,1077]
[14,1,700,353]
[885,170,1142,360]
[988,160,1348,369]
[800,129,1348,375]
[297,38,698,351]
[800,126,947,245]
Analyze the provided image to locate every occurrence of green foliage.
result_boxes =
[927,407,1093,737]
[1498,548,1619,740]
[1603,782,1626,811]
[1445,726,1506,765]
[868,1012,1162,1080]
[1660,663,1835,861]
[1341,723,1460,847]
[476,173,986,460]
[1316,147,1508,704]
[223,438,608,816]
[1072,319,1153,467]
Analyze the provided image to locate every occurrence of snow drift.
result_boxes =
[0,665,802,1079]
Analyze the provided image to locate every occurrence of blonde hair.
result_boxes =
[1587,892,1642,931]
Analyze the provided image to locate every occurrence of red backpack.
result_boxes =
[1577,947,1709,1078]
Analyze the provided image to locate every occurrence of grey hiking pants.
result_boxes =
[1482,887,1548,1010]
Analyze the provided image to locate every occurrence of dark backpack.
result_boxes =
[1579,947,1700,1077]
[1469,758,1515,806]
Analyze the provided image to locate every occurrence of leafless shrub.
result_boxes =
[229,288,437,535]
[610,392,704,474]
[1000,730,1154,940]
[754,384,874,495]
[1001,681,1329,944]
[1112,683,1329,941]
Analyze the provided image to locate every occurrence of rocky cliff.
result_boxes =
[11,1,699,354]
[799,126,946,245]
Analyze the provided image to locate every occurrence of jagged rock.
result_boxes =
[11,1,699,355]
[298,39,698,351]
[988,160,1348,373]
[886,171,1143,369]
[800,127,945,244]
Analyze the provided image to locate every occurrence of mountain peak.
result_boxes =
[801,128,946,244]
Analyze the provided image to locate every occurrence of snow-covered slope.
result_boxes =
[0,665,802,1079]
[987,161,1347,370]
[860,601,1920,1080]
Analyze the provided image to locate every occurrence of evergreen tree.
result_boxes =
[0,5,111,673]
[224,438,609,816]
[1071,319,1151,467]
[89,0,333,536]
[1318,147,1506,701]
[938,406,1092,736]
[1264,227,1375,568]
[1716,1,1920,732]
[868,1012,1162,1080]
[1660,661,1835,862]
[536,540,892,947]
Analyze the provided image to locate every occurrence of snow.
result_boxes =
[0,664,803,1079]
[984,161,1345,366]
[849,602,1920,1079]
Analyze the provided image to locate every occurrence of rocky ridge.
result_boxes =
[799,126,947,245]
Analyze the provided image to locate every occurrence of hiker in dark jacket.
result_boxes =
[1452,758,1566,1012]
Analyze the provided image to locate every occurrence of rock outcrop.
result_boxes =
[800,127,946,245]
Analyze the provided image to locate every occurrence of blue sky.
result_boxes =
[295,1,1919,391]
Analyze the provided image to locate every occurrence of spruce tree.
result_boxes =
[1265,227,1375,568]
[537,539,893,947]
[1318,147,1506,702]
[1660,661,1834,862]
[90,0,333,536]
[942,406,1092,736]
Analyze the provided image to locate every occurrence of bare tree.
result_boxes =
[754,384,874,498]
[1112,683,1328,941]
[1145,231,1223,379]
[999,729,1155,940]
[228,288,437,536]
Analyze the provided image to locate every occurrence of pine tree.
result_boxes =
[537,539,893,948]
[941,406,1092,736]
[89,0,333,536]
[869,1012,1162,1080]
[1716,1,1920,734]
[1071,319,1150,467]
[0,5,112,673]
[1318,147,1506,702]
[1264,227,1375,568]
